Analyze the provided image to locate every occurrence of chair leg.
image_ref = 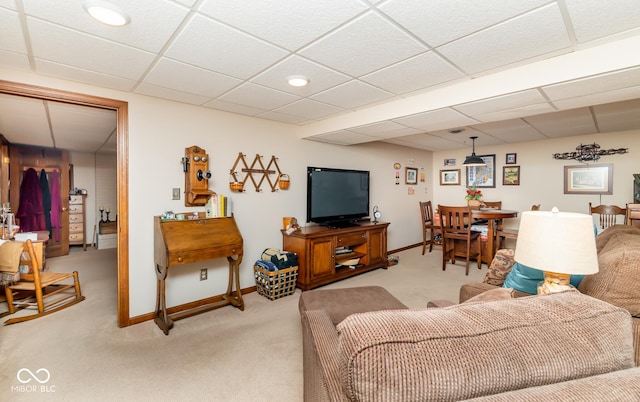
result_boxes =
[464,237,471,276]
[5,286,15,314]
[429,229,434,253]
[477,237,482,269]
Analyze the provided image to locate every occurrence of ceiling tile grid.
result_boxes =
[1,0,640,153]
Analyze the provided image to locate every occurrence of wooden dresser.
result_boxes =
[68,194,86,250]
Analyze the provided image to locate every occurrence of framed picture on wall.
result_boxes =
[506,153,517,164]
[440,169,460,186]
[405,167,418,185]
[564,164,613,195]
[466,154,496,188]
[503,166,520,185]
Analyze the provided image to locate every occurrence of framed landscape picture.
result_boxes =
[503,166,520,185]
[440,169,460,186]
[564,164,613,195]
[466,154,496,188]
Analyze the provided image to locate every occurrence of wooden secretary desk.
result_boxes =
[153,213,244,335]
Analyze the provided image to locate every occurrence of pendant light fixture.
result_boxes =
[462,136,486,166]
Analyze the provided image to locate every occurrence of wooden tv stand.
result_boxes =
[282,221,389,291]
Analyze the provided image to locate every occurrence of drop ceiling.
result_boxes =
[1,0,640,154]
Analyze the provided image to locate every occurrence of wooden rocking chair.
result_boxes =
[4,239,85,325]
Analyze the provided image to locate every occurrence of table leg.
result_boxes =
[224,256,245,311]
[154,264,173,335]
[485,219,496,265]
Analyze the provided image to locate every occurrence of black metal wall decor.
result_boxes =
[552,143,628,162]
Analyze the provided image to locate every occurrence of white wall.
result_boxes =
[432,130,640,230]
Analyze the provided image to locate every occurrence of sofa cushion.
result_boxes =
[483,249,514,286]
[336,292,634,402]
[503,262,584,295]
[579,229,640,317]
[464,287,514,303]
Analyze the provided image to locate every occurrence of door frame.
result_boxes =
[0,80,130,327]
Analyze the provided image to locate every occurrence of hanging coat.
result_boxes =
[40,169,52,237]
[16,168,46,232]
[50,170,62,242]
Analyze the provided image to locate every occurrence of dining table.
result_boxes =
[471,208,518,265]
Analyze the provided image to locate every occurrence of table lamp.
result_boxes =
[514,207,599,294]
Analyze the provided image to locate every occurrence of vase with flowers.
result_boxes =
[465,186,483,208]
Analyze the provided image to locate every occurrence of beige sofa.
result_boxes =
[458,224,640,366]
[299,286,640,401]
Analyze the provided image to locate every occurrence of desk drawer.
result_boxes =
[69,223,84,233]
[69,195,84,205]
[69,233,84,243]
[69,204,83,214]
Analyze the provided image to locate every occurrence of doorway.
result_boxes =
[0,80,130,327]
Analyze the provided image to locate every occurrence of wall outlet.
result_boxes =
[172,187,180,200]
[200,269,207,281]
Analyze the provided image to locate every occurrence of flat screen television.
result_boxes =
[306,166,370,228]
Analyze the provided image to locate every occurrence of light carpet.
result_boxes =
[0,245,486,401]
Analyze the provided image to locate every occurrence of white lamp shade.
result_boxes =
[514,210,599,275]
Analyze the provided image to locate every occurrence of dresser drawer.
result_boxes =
[69,233,84,243]
[69,204,83,214]
[69,223,84,233]
[69,214,84,224]
[69,195,84,205]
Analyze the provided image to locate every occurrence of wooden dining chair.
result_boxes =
[438,205,481,275]
[589,203,627,230]
[482,201,502,209]
[419,201,440,254]
[626,203,640,228]
[496,204,540,249]
[4,239,85,325]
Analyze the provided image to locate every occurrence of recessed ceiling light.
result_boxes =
[287,76,309,87]
[83,0,130,27]
[449,128,465,134]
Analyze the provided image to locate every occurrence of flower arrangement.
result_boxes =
[465,186,483,201]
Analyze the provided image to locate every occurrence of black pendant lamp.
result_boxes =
[462,136,486,166]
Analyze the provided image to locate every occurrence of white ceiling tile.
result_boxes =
[256,110,308,125]
[473,119,546,142]
[361,52,465,95]
[274,99,344,120]
[565,0,640,43]
[35,59,137,91]
[202,99,266,116]
[0,8,27,53]
[593,99,640,133]
[438,3,571,75]
[524,108,597,137]
[310,81,394,109]
[23,0,190,53]
[144,58,242,98]
[48,101,116,151]
[428,128,495,145]
[0,49,30,70]
[198,0,367,51]
[300,11,427,77]
[166,14,289,79]
[251,55,351,96]
[0,94,52,147]
[0,0,17,10]
[218,83,299,110]
[135,82,213,105]
[27,18,155,80]
[454,90,547,116]
[392,108,480,131]
[174,0,198,6]
[306,130,377,145]
[349,121,422,138]
[551,85,640,110]
[382,133,461,151]
[542,66,640,100]
[472,102,558,122]
[380,0,549,47]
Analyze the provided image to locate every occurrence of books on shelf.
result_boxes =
[205,193,232,218]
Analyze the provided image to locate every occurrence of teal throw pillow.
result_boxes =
[503,262,584,294]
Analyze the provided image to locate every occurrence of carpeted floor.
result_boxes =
[0,245,485,401]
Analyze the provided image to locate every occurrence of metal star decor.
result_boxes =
[552,143,628,162]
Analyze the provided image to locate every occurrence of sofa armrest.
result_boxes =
[301,310,348,402]
[459,282,532,303]
[427,299,456,308]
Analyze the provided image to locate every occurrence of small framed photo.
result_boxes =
[444,158,456,166]
[405,167,418,185]
[506,153,517,164]
[503,166,520,185]
[564,164,613,195]
[440,169,460,186]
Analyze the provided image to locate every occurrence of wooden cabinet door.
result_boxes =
[308,236,335,280]
[9,145,70,257]
[367,227,387,267]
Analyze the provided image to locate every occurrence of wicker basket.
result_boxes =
[254,265,298,300]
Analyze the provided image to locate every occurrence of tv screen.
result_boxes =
[306,167,370,227]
